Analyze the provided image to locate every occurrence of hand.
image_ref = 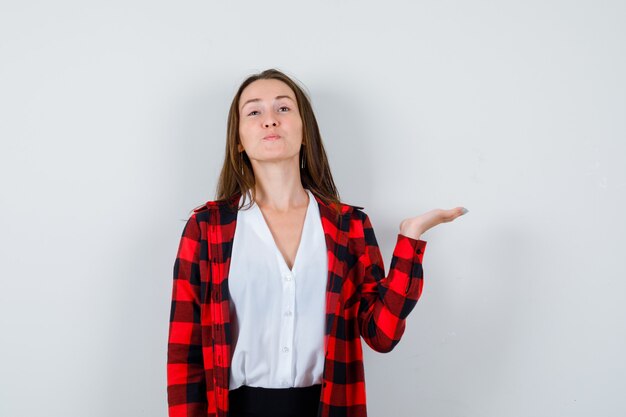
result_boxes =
[399,207,468,240]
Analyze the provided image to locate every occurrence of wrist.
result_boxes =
[399,223,423,240]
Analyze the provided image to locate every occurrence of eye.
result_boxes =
[247,110,259,116]
[278,106,290,112]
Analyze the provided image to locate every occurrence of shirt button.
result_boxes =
[282,346,289,353]
[284,310,292,316]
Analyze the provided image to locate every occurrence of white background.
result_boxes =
[1,1,625,416]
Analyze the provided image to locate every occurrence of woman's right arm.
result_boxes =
[167,213,208,417]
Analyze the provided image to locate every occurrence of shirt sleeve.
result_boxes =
[167,213,208,417]
[357,212,427,353]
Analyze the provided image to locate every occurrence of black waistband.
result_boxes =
[229,384,321,417]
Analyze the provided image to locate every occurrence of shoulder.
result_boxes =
[188,194,242,227]
[348,204,367,220]
[192,200,223,213]
[347,206,377,243]
[341,204,373,240]
[192,193,242,214]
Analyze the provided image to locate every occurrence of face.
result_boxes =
[238,78,303,165]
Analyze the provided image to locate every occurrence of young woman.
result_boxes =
[167,68,467,417]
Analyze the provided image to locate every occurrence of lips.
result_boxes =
[263,135,280,140]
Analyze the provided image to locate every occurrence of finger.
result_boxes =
[445,207,467,221]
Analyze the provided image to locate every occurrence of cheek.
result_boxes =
[291,115,304,132]
[238,128,250,145]
[238,121,251,137]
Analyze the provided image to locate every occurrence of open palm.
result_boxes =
[400,207,468,238]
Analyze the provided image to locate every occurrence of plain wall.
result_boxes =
[1,1,625,416]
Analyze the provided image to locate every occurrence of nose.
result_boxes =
[263,114,278,128]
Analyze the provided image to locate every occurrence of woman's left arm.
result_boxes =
[356,207,467,353]
[356,213,427,353]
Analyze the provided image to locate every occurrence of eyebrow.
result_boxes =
[240,95,296,110]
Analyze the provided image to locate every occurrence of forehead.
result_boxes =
[239,79,296,107]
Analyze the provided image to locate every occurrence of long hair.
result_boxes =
[195,68,342,215]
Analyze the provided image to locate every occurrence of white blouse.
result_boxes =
[228,188,329,390]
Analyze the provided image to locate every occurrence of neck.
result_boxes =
[251,157,308,213]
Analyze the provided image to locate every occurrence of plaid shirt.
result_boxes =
[167,191,427,417]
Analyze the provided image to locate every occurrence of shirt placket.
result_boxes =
[277,263,296,388]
